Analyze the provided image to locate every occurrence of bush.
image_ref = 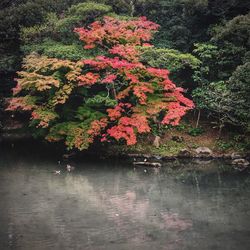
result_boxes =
[188,127,204,136]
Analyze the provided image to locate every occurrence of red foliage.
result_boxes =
[109,45,140,62]
[108,125,137,145]
[84,56,144,70]
[124,71,140,83]
[74,16,159,50]
[107,103,132,121]
[12,82,22,95]
[78,72,100,86]
[119,115,151,133]
[133,84,153,104]
[6,97,35,111]
[162,102,188,126]
[107,114,150,145]
[101,74,117,83]
[87,118,108,143]
[147,67,170,79]
[75,16,194,146]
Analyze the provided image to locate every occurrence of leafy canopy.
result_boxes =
[7,16,194,150]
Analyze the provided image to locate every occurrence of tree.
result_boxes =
[192,13,250,129]
[227,62,250,130]
[20,2,114,60]
[0,0,96,98]
[7,16,194,150]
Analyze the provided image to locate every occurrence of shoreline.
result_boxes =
[1,134,249,162]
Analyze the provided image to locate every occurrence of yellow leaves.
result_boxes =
[62,84,72,95]
[65,61,83,82]
[6,96,37,111]
[145,98,174,116]
[17,71,60,91]
[132,98,169,117]
[46,122,92,151]
[50,84,73,106]
[23,53,78,72]
[68,127,88,150]
[116,86,132,100]
[15,53,84,106]
[32,108,58,128]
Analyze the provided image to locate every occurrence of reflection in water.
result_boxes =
[0,145,250,249]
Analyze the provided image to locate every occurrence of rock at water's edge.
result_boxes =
[195,147,213,157]
[178,148,193,157]
[232,158,249,166]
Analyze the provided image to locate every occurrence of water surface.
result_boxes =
[0,143,250,250]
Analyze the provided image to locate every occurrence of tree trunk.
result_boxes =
[196,109,201,128]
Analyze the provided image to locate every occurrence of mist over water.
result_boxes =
[0,143,250,250]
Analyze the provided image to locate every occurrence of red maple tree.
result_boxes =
[75,16,194,145]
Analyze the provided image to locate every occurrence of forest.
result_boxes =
[0,0,250,155]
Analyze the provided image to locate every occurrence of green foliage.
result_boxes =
[20,13,59,44]
[150,123,166,137]
[85,95,118,107]
[75,105,105,122]
[140,47,200,71]
[0,0,113,74]
[192,43,219,84]
[216,140,234,151]
[151,140,185,156]
[0,0,86,73]
[145,0,250,51]
[211,13,250,48]
[68,2,112,17]
[188,127,204,136]
[192,13,250,130]
[193,65,250,131]
[20,2,113,44]
[19,1,114,64]
[21,40,95,61]
[192,81,232,128]
[140,47,200,86]
[216,134,250,152]
[227,62,250,130]
[175,123,187,131]
[46,122,92,150]
[0,54,20,73]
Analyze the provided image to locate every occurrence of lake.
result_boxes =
[0,142,250,250]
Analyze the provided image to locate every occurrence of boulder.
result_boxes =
[232,158,249,166]
[178,148,192,157]
[231,152,243,159]
[195,147,213,157]
[153,135,161,148]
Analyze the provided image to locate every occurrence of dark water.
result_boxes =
[0,143,250,250]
